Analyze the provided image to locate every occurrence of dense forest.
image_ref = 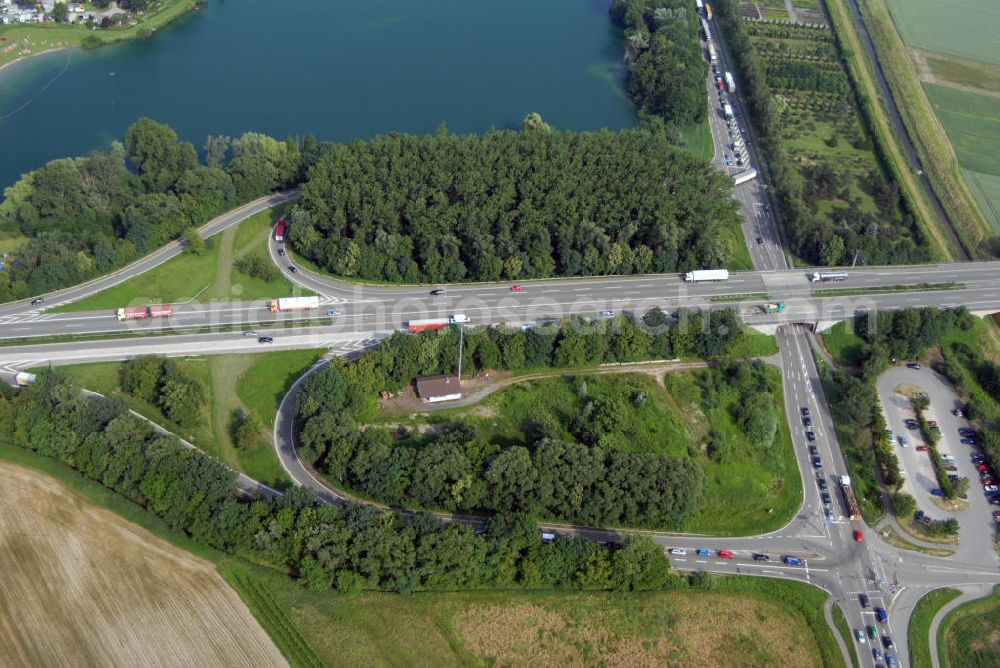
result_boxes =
[294,308,755,527]
[0,372,674,594]
[609,0,707,126]
[711,0,929,266]
[288,125,742,283]
[0,118,303,303]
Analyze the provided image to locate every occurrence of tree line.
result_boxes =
[609,0,707,126]
[120,356,206,427]
[295,308,754,527]
[287,124,742,284]
[0,372,674,595]
[711,0,928,267]
[0,118,303,303]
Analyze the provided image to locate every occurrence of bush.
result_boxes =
[234,250,280,282]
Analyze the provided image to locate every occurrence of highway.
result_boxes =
[0,191,298,319]
[702,12,787,272]
[4,259,999,343]
[0,13,994,668]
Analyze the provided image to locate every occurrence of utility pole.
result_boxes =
[456,324,464,380]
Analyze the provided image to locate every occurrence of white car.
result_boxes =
[669,548,687,556]
[985,485,999,493]
[941,453,956,461]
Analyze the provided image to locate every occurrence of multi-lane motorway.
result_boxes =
[1,12,996,668]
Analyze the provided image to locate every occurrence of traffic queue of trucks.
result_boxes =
[116,305,173,321]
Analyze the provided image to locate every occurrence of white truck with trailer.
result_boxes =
[684,269,730,282]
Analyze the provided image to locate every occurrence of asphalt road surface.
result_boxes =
[0,190,298,319]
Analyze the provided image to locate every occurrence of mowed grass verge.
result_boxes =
[223,562,838,668]
[908,587,961,668]
[939,585,1000,668]
[56,349,325,489]
[52,207,301,313]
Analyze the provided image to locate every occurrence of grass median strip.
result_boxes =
[813,282,962,297]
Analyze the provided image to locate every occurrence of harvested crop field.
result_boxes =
[0,463,286,668]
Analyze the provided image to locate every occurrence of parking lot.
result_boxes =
[877,366,997,549]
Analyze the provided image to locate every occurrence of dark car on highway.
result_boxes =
[430,289,445,296]
[31,297,43,305]
[288,265,297,273]
[817,477,828,490]
[803,417,812,427]
[753,553,769,562]
[821,492,832,504]
[801,407,811,417]
[806,431,816,441]
[812,457,823,469]
[257,336,273,344]
[277,248,285,256]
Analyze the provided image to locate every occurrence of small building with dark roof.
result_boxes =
[415,374,462,403]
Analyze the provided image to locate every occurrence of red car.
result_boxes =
[510,285,523,292]
[853,530,864,542]
[916,445,928,452]
[718,550,734,559]
[993,510,1000,522]
[979,464,990,473]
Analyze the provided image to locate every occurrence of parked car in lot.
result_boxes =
[867,625,878,640]
[916,445,929,452]
[859,593,870,607]
[883,636,895,650]
[993,510,1000,522]
[984,485,999,493]
[961,438,978,445]
[873,648,883,661]
[941,453,956,461]
[855,629,866,644]
[898,436,907,447]
[876,607,888,623]
[914,510,925,522]
[887,653,897,668]
[972,452,986,461]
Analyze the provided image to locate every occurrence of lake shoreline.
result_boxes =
[0,0,200,74]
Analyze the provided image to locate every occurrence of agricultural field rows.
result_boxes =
[0,462,285,667]
[881,0,1000,235]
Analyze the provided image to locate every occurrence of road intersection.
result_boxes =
[0,17,996,668]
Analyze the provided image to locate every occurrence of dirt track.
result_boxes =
[0,463,287,668]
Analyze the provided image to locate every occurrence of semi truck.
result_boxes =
[705,2,712,20]
[15,372,36,386]
[725,71,736,93]
[684,269,730,282]
[696,0,703,11]
[701,18,711,41]
[274,218,287,242]
[408,314,471,333]
[840,475,862,521]
[707,42,717,62]
[116,304,174,321]
[269,296,320,313]
[809,272,849,282]
[761,302,785,314]
[733,168,758,185]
